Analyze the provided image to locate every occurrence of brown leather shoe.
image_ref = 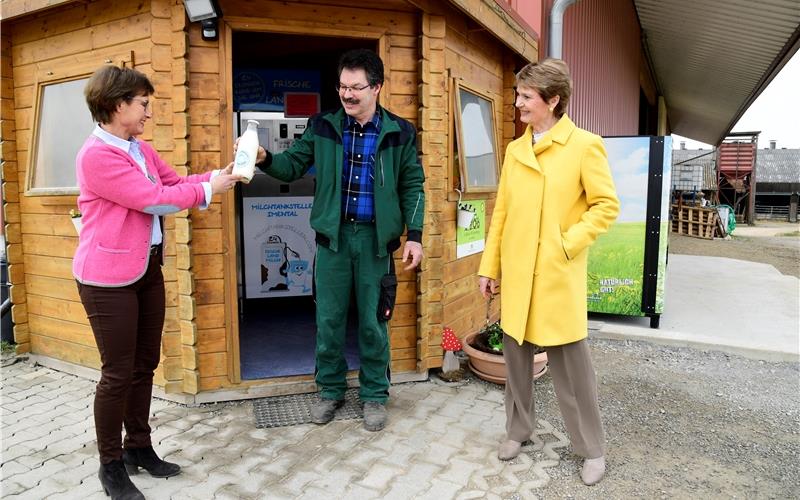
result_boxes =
[497,440,522,460]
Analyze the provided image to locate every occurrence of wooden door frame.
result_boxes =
[219,18,389,384]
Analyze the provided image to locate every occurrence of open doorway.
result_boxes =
[232,32,376,380]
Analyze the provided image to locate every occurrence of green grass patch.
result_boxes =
[778,231,800,237]
[587,222,646,316]
[1,341,15,354]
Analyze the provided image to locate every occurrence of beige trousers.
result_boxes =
[503,335,605,459]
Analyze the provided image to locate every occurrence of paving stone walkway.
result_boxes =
[1,357,570,499]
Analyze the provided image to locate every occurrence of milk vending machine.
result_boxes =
[236,112,316,299]
[586,136,672,328]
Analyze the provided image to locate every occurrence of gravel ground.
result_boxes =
[668,223,800,278]
[511,339,800,499]
[525,227,800,498]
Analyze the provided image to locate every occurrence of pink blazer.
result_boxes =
[73,136,212,286]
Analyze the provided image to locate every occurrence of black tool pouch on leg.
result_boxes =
[377,259,397,322]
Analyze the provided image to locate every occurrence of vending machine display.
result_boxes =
[587,136,672,328]
[236,112,316,299]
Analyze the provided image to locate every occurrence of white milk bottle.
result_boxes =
[234,120,259,183]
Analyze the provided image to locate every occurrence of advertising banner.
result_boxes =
[456,200,486,258]
[587,136,672,322]
[233,69,321,112]
[242,196,316,298]
[587,137,650,315]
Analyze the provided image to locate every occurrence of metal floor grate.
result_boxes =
[253,388,364,428]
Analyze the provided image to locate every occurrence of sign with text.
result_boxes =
[242,196,316,298]
[587,136,672,319]
[456,200,486,258]
[234,69,321,112]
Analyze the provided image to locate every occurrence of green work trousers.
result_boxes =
[314,222,391,403]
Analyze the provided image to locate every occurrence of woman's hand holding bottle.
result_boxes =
[211,162,243,195]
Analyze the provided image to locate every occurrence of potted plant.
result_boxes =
[69,208,82,235]
[462,296,547,384]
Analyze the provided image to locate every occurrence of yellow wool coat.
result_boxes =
[478,115,620,346]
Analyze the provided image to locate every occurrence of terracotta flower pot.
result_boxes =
[462,331,548,385]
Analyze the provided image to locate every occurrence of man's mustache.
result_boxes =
[342,98,359,105]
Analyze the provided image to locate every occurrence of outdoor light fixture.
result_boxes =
[183,0,221,41]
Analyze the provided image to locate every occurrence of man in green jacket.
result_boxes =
[250,49,425,431]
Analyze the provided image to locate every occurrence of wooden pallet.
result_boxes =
[671,205,719,239]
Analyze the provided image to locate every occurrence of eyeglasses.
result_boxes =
[335,83,371,94]
[129,97,152,111]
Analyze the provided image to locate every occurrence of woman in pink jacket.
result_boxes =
[74,66,240,500]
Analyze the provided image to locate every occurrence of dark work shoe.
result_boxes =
[99,459,145,500]
[123,446,181,478]
[310,398,345,424]
[363,401,387,432]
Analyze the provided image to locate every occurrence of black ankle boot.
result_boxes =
[99,459,145,500]
[122,446,181,478]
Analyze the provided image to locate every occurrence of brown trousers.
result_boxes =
[503,335,605,459]
[77,247,164,464]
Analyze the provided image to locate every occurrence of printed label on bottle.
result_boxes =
[235,150,250,166]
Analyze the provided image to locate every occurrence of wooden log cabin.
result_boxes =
[1,0,537,402]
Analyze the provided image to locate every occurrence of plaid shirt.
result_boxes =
[342,113,381,222]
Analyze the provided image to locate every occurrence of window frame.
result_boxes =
[24,52,133,197]
[452,79,501,194]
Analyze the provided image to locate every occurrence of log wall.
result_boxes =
[2,0,533,394]
[416,2,529,367]
[2,28,26,353]
[2,0,210,393]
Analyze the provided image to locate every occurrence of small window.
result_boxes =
[26,76,95,195]
[453,81,499,193]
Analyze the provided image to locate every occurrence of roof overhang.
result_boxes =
[634,0,800,145]
[6,0,794,149]
[0,0,76,20]
[2,0,541,59]
[441,0,539,60]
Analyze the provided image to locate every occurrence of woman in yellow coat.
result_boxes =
[478,59,619,485]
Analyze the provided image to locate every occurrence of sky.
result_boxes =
[672,51,799,150]
[604,137,650,222]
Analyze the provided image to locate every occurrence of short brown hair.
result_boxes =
[84,66,155,124]
[515,58,572,118]
[338,48,384,86]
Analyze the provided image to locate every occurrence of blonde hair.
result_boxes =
[515,58,572,118]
